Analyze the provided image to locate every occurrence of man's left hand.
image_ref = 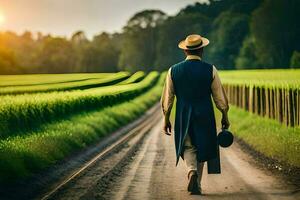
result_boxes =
[221,115,230,129]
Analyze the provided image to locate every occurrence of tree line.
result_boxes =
[0,0,299,74]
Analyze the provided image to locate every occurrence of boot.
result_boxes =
[187,170,201,195]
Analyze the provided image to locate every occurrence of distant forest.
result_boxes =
[0,0,299,74]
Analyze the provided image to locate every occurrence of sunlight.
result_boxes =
[0,12,5,25]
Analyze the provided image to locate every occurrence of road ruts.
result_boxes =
[38,106,161,200]
[102,119,300,200]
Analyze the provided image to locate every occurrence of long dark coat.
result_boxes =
[171,59,220,173]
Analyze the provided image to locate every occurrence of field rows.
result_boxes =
[0,72,132,95]
[117,71,145,85]
[0,73,165,181]
[0,71,164,182]
[0,73,113,87]
[0,72,158,138]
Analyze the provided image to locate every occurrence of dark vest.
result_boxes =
[171,59,218,167]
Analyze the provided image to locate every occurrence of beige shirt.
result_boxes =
[161,55,229,119]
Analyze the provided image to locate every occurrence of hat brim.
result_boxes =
[178,37,209,50]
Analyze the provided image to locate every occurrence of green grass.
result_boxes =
[0,72,159,138]
[117,71,145,85]
[0,72,130,95]
[0,73,113,87]
[215,105,300,168]
[0,73,165,182]
[219,69,300,89]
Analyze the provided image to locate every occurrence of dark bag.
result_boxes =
[217,129,234,148]
[207,129,234,174]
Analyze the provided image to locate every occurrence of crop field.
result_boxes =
[0,72,132,95]
[0,69,299,183]
[0,73,114,86]
[0,71,164,182]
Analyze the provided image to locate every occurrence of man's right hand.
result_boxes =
[221,115,230,129]
[163,119,172,136]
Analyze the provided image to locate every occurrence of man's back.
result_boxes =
[170,59,213,105]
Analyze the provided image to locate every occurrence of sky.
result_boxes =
[0,0,208,39]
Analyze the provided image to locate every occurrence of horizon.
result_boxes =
[0,0,208,39]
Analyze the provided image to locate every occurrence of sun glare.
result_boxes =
[0,12,5,25]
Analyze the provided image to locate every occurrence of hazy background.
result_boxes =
[0,0,299,74]
[0,0,208,38]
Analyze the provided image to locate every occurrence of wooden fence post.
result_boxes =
[249,85,253,113]
[296,89,300,126]
[271,88,274,120]
[261,87,265,117]
[273,88,277,121]
[297,89,300,126]
[224,83,298,127]
[245,86,249,111]
[254,86,258,115]
[277,88,283,123]
[242,85,246,110]
[266,88,270,118]
[284,89,288,126]
[290,89,295,127]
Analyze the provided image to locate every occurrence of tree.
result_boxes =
[70,31,89,72]
[118,10,167,72]
[155,13,212,70]
[0,46,19,74]
[0,0,297,74]
[36,37,76,73]
[0,31,38,73]
[206,11,249,69]
[250,0,300,68]
[290,51,300,68]
[180,0,261,18]
[80,32,119,72]
[71,31,87,44]
[235,36,259,69]
[155,0,261,70]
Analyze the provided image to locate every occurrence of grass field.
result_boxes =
[0,72,159,138]
[0,68,299,183]
[0,73,165,182]
[214,105,300,168]
[0,72,131,95]
[219,69,300,88]
[0,73,113,87]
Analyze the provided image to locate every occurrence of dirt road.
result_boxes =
[105,120,300,200]
[46,117,300,200]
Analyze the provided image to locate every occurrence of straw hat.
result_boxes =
[178,34,209,50]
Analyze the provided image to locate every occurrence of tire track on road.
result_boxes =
[105,119,300,200]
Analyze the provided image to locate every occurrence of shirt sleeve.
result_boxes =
[211,65,229,113]
[160,68,175,119]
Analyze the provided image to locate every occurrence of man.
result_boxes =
[161,34,230,195]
